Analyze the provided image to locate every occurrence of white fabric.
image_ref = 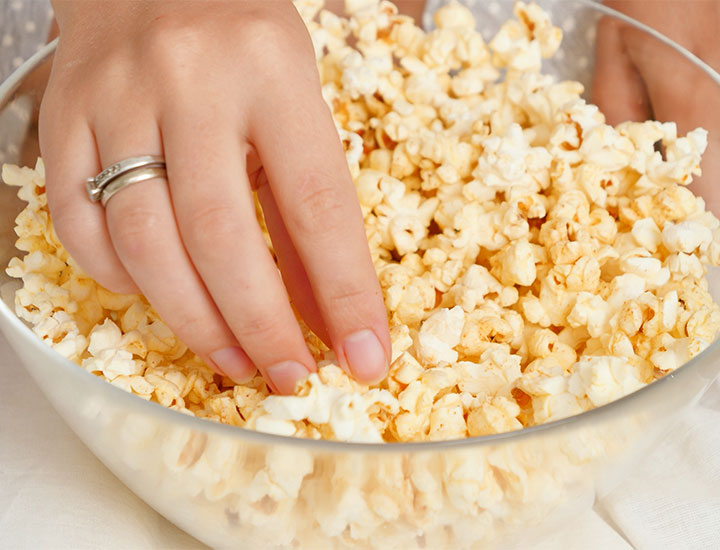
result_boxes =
[0,331,203,550]
[1,328,718,549]
[601,386,720,550]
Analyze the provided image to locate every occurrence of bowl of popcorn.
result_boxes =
[2,1,720,548]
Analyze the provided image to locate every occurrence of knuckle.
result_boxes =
[238,19,315,82]
[183,203,244,254]
[327,283,381,311]
[287,174,348,238]
[322,281,385,327]
[139,19,209,81]
[109,207,166,262]
[243,17,285,43]
[168,316,220,350]
[240,17,292,59]
[143,17,197,58]
[234,310,283,343]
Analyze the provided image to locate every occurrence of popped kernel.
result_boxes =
[4,0,720,451]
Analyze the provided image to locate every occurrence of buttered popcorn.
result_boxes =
[5,0,720,444]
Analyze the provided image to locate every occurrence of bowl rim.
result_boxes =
[1,0,719,453]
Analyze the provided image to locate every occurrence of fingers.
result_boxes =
[618,27,720,210]
[93,118,256,384]
[163,114,316,394]
[596,2,720,213]
[251,69,390,384]
[38,106,138,294]
[592,16,652,126]
[255,170,331,345]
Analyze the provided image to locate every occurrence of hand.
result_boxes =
[326,0,426,21]
[593,1,720,213]
[40,1,391,394]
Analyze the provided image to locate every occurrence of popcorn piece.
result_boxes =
[416,306,465,365]
[250,366,398,443]
[491,239,537,286]
[489,2,562,72]
[433,1,476,31]
[621,256,669,289]
[467,396,522,437]
[568,356,644,407]
[662,221,713,254]
[455,360,513,398]
[631,218,663,253]
[428,393,466,440]
[447,265,504,313]
[649,337,707,372]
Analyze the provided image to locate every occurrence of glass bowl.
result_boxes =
[1,1,719,548]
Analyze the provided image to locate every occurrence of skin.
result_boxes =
[40,1,719,394]
[593,1,720,214]
[43,1,393,394]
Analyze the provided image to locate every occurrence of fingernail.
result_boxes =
[342,329,388,383]
[266,361,310,395]
[209,347,256,383]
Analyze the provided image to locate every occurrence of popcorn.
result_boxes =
[662,220,713,254]
[649,337,707,372]
[6,3,720,547]
[432,1,476,31]
[568,356,645,407]
[489,2,561,72]
[249,365,399,442]
[631,217,663,253]
[490,238,538,286]
[428,393,466,440]
[467,396,522,437]
[415,306,465,365]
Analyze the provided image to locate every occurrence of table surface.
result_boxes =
[1,327,718,550]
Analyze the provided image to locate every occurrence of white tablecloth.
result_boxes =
[1,329,718,549]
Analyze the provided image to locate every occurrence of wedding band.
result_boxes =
[86,155,165,203]
[100,165,167,207]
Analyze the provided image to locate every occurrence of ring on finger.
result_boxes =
[86,155,165,203]
[100,165,167,206]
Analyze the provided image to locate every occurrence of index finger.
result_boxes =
[251,75,390,384]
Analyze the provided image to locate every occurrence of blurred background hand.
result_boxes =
[593,0,720,213]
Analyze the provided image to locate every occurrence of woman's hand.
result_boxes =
[593,1,720,213]
[40,1,391,394]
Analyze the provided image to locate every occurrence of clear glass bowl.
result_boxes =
[1,2,719,548]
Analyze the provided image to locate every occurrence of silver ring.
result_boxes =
[86,155,165,203]
[100,165,167,207]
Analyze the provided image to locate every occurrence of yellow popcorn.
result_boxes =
[416,306,465,364]
[489,1,561,72]
[631,217,663,252]
[3,0,720,459]
[467,396,522,437]
[490,238,538,286]
[662,220,713,254]
[568,356,645,407]
[428,393,466,440]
